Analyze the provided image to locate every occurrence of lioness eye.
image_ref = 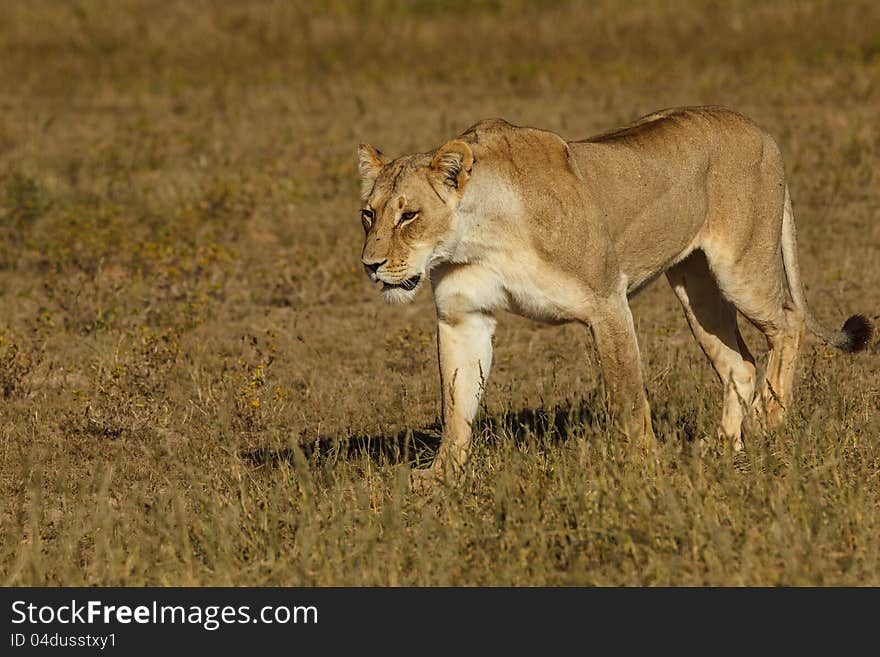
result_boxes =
[398,210,418,226]
[361,209,374,224]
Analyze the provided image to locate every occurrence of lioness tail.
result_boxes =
[780,186,873,353]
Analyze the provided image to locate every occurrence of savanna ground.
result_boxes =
[1,0,879,586]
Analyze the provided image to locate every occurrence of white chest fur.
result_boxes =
[432,248,592,324]
[431,173,597,324]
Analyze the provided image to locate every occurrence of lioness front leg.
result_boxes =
[422,311,496,482]
[587,291,654,441]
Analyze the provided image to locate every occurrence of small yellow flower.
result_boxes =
[250,399,261,409]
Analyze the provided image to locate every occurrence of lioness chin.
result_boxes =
[356,106,873,483]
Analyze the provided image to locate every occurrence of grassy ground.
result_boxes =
[1,0,878,585]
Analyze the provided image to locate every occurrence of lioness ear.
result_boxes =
[357,143,388,200]
[430,140,474,194]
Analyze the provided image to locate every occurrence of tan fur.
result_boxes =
[356,106,872,482]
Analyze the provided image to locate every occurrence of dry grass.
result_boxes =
[1,0,879,586]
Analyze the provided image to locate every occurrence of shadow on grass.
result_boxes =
[240,400,602,469]
[239,384,706,470]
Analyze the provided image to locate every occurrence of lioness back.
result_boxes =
[568,106,786,292]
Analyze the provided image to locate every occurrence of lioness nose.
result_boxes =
[363,258,387,275]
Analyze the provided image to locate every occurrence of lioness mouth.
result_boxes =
[383,275,421,291]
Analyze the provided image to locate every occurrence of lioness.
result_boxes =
[356,106,872,481]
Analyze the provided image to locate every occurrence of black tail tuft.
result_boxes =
[841,314,873,353]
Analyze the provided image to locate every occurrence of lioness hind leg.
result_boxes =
[667,251,757,450]
[706,254,802,431]
[751,304,804,429]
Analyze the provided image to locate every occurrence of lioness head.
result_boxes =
[357,139,474,304]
